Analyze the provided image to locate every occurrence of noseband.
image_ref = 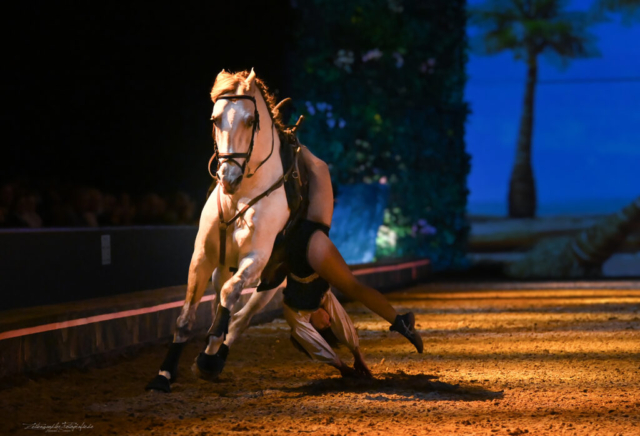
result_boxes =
[209,94,275,181]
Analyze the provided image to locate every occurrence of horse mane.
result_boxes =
[210,70,288,137]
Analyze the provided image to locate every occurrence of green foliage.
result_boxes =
[469,0,600,66]
[288,0,471,270]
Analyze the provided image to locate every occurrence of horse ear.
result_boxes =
[244,68,257,91]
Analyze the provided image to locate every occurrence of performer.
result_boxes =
[203,145,423,369]
[294,145,423,354]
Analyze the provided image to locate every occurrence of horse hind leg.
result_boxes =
[224,286,280,346]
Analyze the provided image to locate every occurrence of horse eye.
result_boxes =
[246,118,255,127]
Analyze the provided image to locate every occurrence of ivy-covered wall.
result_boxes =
[288,0,470,270]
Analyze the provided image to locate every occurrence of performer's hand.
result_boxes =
[353,348,372,379]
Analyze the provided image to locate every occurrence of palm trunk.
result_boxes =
[508,49,537,218]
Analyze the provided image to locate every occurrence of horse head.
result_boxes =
[210,69,276,195]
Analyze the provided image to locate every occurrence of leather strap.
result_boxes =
[217,187,228,265]
[246,123,274,178]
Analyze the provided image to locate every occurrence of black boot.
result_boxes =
[390,312,423,353]
[145,374,172,393]
[145,341,187,393]
[192,344,229,381]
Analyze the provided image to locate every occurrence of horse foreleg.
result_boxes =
[172,251,216,342]
[146,250,216,392]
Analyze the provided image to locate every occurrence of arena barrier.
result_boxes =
[0,226,199,311]
[0,258,430,379]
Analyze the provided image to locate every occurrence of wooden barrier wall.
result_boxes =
[0,259,430,379]
[0,226,198,310]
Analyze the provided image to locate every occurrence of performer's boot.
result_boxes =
[192,305,231,381]
[390,312,423,353]
[145,341,187,393]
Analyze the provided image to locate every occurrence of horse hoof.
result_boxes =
[192,348,228,381]
[145,374,171,393]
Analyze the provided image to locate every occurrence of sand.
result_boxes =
[1,284,639,435]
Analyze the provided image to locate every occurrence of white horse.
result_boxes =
[146,69,296,392]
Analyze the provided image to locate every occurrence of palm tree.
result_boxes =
[469,0,599,218]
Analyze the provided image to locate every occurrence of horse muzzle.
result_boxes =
[220,174,243,194]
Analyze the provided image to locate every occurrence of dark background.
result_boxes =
[2,1,292,197]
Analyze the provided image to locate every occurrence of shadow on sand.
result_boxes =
[281,370,504,402]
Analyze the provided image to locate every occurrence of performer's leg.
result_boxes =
[284,302,368,378]
[306,231,397,323]
[307,231,423,353]
[320,291,372,378]
[320,291,359,353]
[284,304,364,378]
[283,303,341,366]
[322,291,373,378]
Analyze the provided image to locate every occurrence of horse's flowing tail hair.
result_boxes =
[210,70,287,134]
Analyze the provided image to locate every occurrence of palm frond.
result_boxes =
[590,0,640,24]
[470,0,600,66]
[538,11,601,66]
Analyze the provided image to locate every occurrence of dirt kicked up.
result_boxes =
[1,283,639,436]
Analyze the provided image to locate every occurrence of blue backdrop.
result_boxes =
[466,0,640,216]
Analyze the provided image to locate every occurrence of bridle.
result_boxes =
[208,94,275,181]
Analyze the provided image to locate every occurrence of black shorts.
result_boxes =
[257,220,331,311]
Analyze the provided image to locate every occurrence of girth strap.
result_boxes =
[216,156,297,266]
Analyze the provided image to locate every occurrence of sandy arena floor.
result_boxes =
[1,283,639,435]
